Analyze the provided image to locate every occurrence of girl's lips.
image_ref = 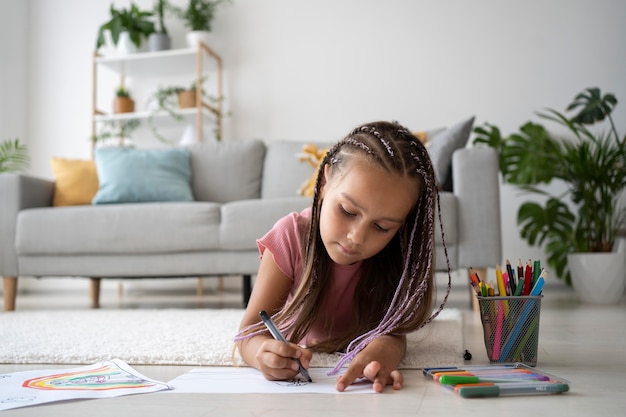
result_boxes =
[338,243,357,256]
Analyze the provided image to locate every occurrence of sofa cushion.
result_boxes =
[262,141,333,199]
[92,147,194,204]
[50,157,99,206]
[16,203,221,255]
[220,197,311,250]
[428,116,475,190]
[189,139,266,203]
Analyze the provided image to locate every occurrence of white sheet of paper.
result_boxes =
[0,359,171,411]
[164,367,374,394]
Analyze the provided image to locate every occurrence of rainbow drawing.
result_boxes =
[22,362,163,391]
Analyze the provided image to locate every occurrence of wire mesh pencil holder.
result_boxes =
[477,295,543,366]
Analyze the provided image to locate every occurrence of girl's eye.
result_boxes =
[375,224,390,233]
[340,206,355,217]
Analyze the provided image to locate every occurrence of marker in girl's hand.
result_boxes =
[259,310,313,382]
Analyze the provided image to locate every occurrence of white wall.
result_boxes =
[0,1,28,142]
[2,0,626,285]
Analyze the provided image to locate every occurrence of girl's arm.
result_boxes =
[237,250,312,381]
[335,334,407,393]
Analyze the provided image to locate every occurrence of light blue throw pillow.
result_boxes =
[92,147,194,204]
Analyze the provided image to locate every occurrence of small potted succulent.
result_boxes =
[113,85,135,114]
[96,2,155,54]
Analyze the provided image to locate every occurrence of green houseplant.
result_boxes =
[96,2,155,52]
[93,119,141,148]
[149,0,172,51]
[173,0,232,47]
[0,138,29,173]
[113,85,135,113]
[474,87,626,290]
[175,0,231,31]
[147,78,223,142]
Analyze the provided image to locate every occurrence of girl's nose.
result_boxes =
[347,224,365,245]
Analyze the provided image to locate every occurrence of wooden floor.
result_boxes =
[1,274,625,416]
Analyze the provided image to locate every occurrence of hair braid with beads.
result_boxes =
[234,121,452,375]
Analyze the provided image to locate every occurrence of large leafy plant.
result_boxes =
[474,87,626,285]
[0,138,29,173]
[96,2,155,49]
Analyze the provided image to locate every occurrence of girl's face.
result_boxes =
[319,156,419,265]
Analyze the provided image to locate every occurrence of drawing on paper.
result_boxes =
[22,362,160,391]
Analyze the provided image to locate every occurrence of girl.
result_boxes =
[235,121,450,393]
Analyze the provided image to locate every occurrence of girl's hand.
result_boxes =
[255,338,312,381]
[335,334,406,393]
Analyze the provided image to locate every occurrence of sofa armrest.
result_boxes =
[0,174,54,276]
[452,147,502,269]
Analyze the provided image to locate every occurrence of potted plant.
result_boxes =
[149,0,172,52]
[96,2,155,54]
[0,138,29,173]
[474,87,626,303]
[113,85,135,114]
[172,0,231,47]
[147,78,223,142]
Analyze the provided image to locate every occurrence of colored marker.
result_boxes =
[439,374,549,385]
[455,382,570,398]
[259,310,312,382]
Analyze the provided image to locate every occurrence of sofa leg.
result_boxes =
[90,278,101,309]
[242,275,252,307]
[3,276,17,312]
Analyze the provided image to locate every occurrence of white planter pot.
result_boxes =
[186,31,211,48]
[117,31,138,55]
[568,241,626,304]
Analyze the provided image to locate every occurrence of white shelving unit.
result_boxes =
[91,42,223,150]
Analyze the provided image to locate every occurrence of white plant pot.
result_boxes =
[568,240,626,304]
[186,31,211,48]
[117,31,138,55]
[179,123,205,146]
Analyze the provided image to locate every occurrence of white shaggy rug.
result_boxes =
[0,309,463,369]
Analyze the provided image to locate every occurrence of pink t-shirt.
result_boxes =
[257,207,362,347]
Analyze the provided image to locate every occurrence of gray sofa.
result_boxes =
[0,140,501,311]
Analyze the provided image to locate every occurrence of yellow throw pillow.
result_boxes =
[50,157,99,206]
[297,144,329,197]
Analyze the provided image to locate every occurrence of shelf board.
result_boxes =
[94,107,213,123]
[95,47,214,77]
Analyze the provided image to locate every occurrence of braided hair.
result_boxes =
[235,121,451,375]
